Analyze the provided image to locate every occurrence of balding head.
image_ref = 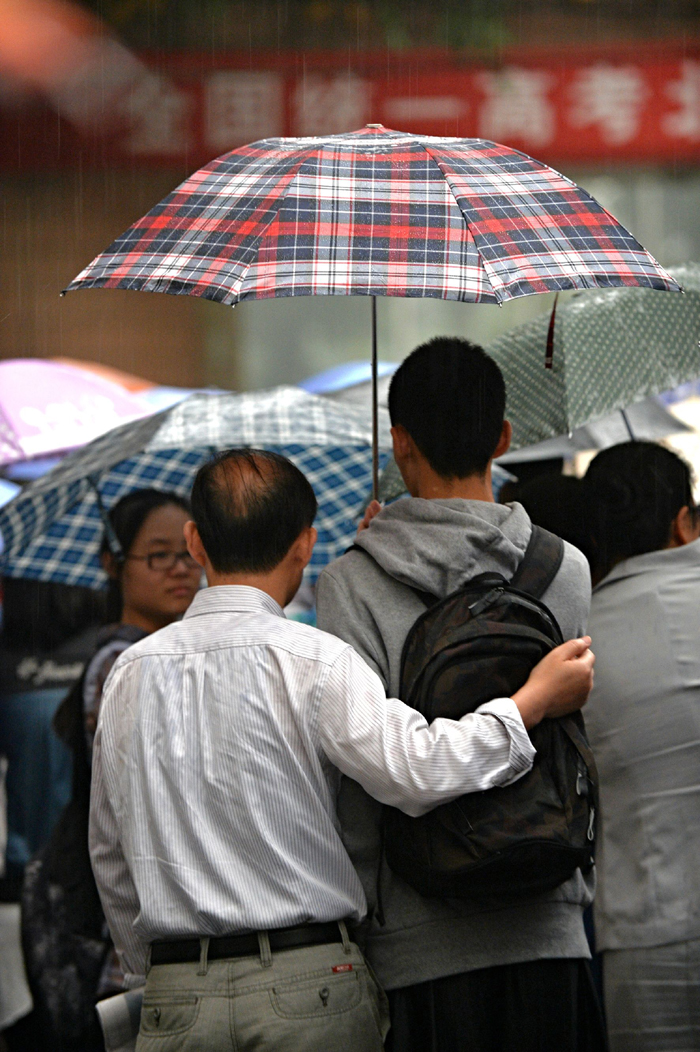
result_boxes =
[190,449,317,574]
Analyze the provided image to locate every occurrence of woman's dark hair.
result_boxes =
[388,337,506,478]
[101,488,191,618]
[585,441,697,580]
[191,448,317,574]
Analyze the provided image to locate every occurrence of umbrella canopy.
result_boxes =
[0,388,391,588]
[486,262,700,450]
[55,357,199,410]
[0,359,150,467]
[52,358,155,393]
[497,396,692,464]
[64,126,677,307]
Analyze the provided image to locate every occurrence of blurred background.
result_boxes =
[0,0,699,391]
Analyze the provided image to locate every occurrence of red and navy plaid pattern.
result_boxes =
[65,127,678,304]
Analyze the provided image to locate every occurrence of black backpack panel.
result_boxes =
[382,525,598,901]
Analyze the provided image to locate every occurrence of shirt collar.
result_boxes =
[184,585,285,619]
[594,536,700,593]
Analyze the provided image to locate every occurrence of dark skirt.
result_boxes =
[386,957,608,1052]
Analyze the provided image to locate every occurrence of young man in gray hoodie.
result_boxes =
[316,338,603,1051]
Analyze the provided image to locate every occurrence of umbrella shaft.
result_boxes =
[372,296,379,502]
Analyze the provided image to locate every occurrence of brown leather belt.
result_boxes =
[150,921,344,966]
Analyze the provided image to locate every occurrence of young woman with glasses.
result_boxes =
[80,490,202,751]
[23,489,202,1052]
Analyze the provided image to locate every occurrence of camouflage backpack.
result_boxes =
[382,525,598,901]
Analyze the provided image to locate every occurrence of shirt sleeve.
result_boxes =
[89,673,148,988]
[318,646,536,818]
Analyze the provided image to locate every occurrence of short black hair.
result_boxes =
[388,337,506,478]
[586,441,697,579]
[190,449,318,574]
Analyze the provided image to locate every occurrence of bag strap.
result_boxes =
[559,714,599,789]
[510,525,564,600]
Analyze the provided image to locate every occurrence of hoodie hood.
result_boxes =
[355,497,532,597]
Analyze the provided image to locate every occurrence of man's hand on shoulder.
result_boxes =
[356,500,382,536]
[512,637,595,730]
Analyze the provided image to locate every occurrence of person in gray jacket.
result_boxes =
[584,442,700,1052]
[316,337,604,1051]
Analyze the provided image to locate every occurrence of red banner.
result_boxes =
[2,45,700,168]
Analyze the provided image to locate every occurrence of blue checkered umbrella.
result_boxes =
[0,388,391,588]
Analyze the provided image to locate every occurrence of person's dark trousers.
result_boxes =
[386,958,608,1052]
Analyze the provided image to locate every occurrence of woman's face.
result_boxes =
[119,504,201,632]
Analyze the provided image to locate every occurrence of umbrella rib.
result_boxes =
[231,143,324,304]
[420,141,502,305]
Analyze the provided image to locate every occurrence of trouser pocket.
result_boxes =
[140,995,200,1036]
[270,968,364,1018]
[236,958,388,1051]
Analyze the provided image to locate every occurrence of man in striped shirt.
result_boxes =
[89,448,594,1052]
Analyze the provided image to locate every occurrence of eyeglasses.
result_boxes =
[126,550,200,572]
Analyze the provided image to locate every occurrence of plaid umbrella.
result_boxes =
[63,124,679,497]
[486,262,700,449]
[0,388,391,587]
[65,126,677,306]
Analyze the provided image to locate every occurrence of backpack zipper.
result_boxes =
[468,587,560,634]
[468,586,505,618]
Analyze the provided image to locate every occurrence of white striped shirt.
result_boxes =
[89,585,535,985]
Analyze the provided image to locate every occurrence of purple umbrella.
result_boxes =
[0,359,151,467]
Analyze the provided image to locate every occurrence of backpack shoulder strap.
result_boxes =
[510,525,565,600]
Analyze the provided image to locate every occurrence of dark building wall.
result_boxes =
[0,170,211,386]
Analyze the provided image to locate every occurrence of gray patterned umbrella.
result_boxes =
[497,396,692,464]
[487,262,700,450]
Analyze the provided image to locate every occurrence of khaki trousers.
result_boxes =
[136,929,390,1052]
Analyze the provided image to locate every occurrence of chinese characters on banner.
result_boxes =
[3,49,699,167]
